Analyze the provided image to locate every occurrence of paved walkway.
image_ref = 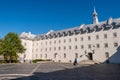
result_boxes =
[0,62,120,80]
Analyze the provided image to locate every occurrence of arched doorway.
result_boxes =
[88,53,93,60]
[105,52,109,63]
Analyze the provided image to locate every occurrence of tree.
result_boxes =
[0,39,3,55]
[0,32,25,63]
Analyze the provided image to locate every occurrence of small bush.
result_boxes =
[0,60,7,63]
[32,59,51,63]
[5,60,20,63]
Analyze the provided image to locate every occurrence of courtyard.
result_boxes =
[0,62,120,80]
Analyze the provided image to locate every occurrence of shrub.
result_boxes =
[0,60,7,63]
[32,59,51,63]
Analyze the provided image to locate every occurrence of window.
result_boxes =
[45,54,47,58]
[96,35,99,39]
[54,53,57,58]
[24,43,27,46]
[104,43,108,48]
[54,40,56,44]
[104,34,107,39]
[36,49,38,52]
[36,43,38,46]
[105,52,109,58]
[40,54,42,58]
[64,39,66,43]
[45,48,47,51]
[75,38,77,41]
[75,53,78,58]
[88,44,91,49]
[24,54,26,58]
[59,40,61,43]
[69,46,71,49]
[39,54,41,58]
[58,47,61,50]
[114,43,118,47]
[36,54,38,58]
[69,38,71,42]
[64,46,66,50]
[50,41,52,44]
[88,36,91,40]
[75,45,77,49]
[64,53,66,58]
[54,47,56,51]
[96,44,100,48]
[113,32,117,38]
[81,37,83,41]
[81,45,84,49]
[49,47,51,51]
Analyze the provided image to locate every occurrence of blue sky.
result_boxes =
[0,0,120,37]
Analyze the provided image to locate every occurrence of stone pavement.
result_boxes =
[0,62,120,80]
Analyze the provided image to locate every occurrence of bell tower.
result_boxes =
[93,7,99,24]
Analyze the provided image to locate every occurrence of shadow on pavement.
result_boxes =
[11,64,120,80]
[104,46,120,64]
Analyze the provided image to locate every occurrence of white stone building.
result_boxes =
[19,8,120,63]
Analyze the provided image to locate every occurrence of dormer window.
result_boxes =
[68,31,72,36]
[74,29,78,35]
[94,25,99,31]
[101,24,106,30]
[64,31,68,36]
[111,22,116,26]
[49,34,52,39]
[80,29,84,34]
[42,36,45,40]
[58,33,61,37]
[86,27,91,33]
[63,32,66,36]
[53,33,57,38]
[45,35,48,39]
[116,23,120,28]
[107,17,112,25]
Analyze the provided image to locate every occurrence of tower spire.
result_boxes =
[94,6,96,14]
[93,6,99,24]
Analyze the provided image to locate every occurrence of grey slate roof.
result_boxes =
[20,18,120,40]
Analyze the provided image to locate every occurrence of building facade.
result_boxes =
[19,8,120,63]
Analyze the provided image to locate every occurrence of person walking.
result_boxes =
[73,57,78,65]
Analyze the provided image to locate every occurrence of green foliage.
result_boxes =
[0,39,3,55]
[32,59,51,63]
[0,60,6,63]
[0,32,25,63]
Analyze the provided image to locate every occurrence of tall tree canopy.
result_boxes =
[0,39,3,55]
[0,32,25,63]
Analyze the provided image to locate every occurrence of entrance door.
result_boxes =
[88,53,93,60]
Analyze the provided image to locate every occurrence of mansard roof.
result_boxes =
[20,18,120,40]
